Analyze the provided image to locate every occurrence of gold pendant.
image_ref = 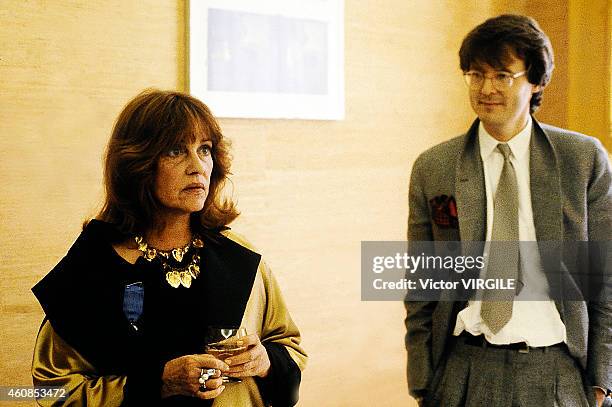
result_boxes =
[172,248,184,262]
[188,263,200,279]
[166,271,181,288]
[180,271,192,288]
[145,248,157,261]
[135,237,148,252]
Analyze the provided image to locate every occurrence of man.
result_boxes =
[404,15,611,407]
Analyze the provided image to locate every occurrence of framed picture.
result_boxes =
[188,0,344,120]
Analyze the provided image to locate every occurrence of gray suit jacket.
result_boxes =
[404,118,612,399]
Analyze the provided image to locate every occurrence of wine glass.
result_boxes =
[204,327,248,384]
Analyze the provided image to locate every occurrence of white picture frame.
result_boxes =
[188,0,344,120]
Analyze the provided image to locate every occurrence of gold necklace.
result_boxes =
[134,234,204,288]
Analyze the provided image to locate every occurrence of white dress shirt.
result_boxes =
[453,117,566,346]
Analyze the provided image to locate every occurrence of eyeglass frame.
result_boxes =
[463,70,528,90]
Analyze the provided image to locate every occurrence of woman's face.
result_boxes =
[154,134,214,219]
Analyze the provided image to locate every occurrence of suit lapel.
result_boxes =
[456,120,487,242]
[455,119,563,242]
[530,120,563,241]
[530,120,566,317]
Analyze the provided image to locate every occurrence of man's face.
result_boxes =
[468,53,540,138]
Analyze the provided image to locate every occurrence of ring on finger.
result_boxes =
[198,368,211,391]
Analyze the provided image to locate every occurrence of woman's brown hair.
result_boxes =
[97,89,238,235]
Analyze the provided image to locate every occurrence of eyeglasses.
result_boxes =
[463,70,527,90]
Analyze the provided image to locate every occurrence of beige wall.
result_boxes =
[0,1,609,406]
[522,1,571,130]
[566,0,611,150]
[491,0,611,150]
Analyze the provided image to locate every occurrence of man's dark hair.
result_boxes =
[459,14,554,113]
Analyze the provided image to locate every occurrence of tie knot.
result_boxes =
[497,143,512,160]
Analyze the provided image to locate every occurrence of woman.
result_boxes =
[31,89,306,406]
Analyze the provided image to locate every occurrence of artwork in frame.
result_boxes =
[188,0,344,120]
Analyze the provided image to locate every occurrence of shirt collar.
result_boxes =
[478,116,532,161]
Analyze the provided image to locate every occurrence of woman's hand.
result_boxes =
[225,334,271,378]
[161,354,229,399]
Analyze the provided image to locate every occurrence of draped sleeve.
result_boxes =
[32,319,126,406]
[214,231,307,407]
